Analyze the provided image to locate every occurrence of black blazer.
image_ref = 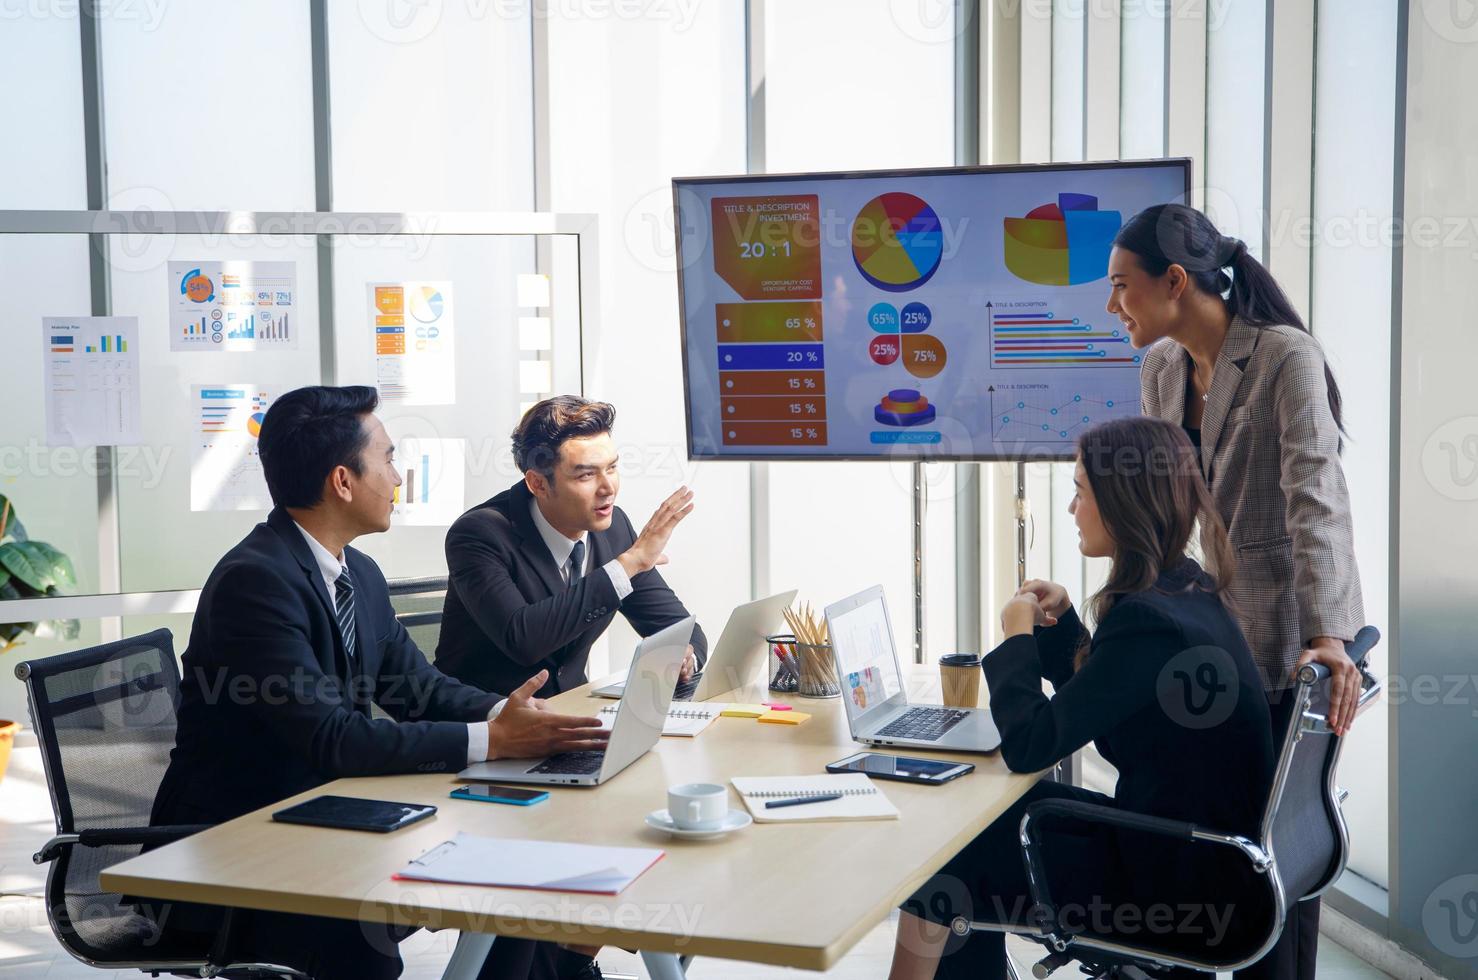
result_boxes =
[435,481,707,699]
[152,509,502,829]
[985,559,1274,839]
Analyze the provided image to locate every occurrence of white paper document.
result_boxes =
[368,281,456,405]
[43,316,141,447]
[396,832,664,895]
[169,260,297,352]
[189,384,279,511]
[388,436,465,526]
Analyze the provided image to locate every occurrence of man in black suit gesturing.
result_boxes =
[150,385,609,979]
[434,395,707,980]
[436,395,708,701]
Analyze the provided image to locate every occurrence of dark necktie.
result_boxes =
[568,539,585,583]
[334,565,357,658]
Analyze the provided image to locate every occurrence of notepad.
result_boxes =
[758,710,810,725]
[598,703,721,737]
[395,832,664,895]
[719,703,771,718]
[731,773,899,823]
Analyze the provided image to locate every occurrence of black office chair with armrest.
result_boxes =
[387,575,448,662]
[957,625,1382,979]
[16,629,309,979]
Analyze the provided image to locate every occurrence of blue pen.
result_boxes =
[765,793,844,809]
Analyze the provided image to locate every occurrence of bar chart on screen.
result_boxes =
[987,301,1141,370]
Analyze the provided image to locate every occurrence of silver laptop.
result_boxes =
[825,587,1000,753]
[458,616,694,787]
[592,590,798,701]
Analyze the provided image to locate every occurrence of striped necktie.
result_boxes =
[334,565,357,659]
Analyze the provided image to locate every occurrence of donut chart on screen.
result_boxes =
[851,193,944,292]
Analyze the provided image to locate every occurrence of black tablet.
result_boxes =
[826,752,974,785]
[272,795,437,833]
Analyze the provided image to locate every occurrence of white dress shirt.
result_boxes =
[528,498,634,598]
[293,521,498,765]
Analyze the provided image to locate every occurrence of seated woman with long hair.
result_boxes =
[889,416,1277,980]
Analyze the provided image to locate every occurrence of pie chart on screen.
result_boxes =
[410,286,445,323]
[247,412,265,438]
[852,193,944,292]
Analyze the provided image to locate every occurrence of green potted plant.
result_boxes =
[1,493,80,785]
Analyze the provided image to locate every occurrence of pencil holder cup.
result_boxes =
[767,633,799,694]
[794,642,840,699]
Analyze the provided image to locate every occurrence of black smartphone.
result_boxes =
[826,751,974,785]
[450,784,550,806]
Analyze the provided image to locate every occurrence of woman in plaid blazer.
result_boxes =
[1105,203,1365,980]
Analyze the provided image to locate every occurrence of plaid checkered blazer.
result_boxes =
[1141,315,1365,688]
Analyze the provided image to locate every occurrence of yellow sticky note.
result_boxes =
[758,710,810,725]
[720,704,770,718]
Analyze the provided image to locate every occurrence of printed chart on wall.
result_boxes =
[169,261,298,352]
[189,385,278,511]
[43,316,142,447]
[369,282,456,405]
[674,161,1188,460]
[389,437,465,526]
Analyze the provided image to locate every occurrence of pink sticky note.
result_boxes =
[763,702,792,711]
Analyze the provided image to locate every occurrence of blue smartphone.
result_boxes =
[450,784,549,806]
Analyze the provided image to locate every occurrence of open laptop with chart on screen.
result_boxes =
[825,587,999,753]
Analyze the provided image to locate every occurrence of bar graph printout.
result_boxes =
[43,316,142,447]
[169,261,298,352]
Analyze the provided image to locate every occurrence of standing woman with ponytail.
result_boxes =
[1106,203,1365,980]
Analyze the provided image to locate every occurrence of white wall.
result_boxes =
[1203,0,1266,256]
[544,3,750,678]
[99,2,316,211]
[1311,0,1396,890]
[761,0,957,661]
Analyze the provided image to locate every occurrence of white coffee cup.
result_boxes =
[667,782,727,831]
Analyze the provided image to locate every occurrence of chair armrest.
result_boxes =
[1297,625,1381,685]
[34,824,212,864]
[1019,799,1271,931]
[1297,626,1384,733]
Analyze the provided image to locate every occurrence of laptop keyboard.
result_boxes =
[527,751,606,776]
[875,706,969,741]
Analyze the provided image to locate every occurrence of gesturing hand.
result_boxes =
[618,486,694,578]
[487,670,611,760]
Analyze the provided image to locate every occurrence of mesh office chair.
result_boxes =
[16,629,308,978]
[960,626,1382,979]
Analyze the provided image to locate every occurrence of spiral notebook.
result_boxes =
[731,773,899,823]
[598,703,723,737]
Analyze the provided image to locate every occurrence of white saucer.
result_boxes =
[645,807,752,840]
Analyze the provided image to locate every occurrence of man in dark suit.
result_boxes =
[436,395,708,701]
[435,395,707,980]
[151,385,609,980]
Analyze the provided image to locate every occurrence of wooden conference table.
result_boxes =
[102,666,1044,978]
